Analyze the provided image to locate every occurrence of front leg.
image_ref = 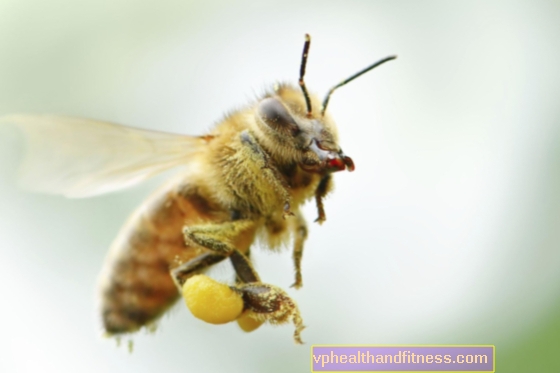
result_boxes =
[290,210,308,289]
[314,174,332,224]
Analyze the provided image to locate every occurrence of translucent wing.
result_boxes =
[1,115,205,198]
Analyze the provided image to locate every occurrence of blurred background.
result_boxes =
[1,0,559,371]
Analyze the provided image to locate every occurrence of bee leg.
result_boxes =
[240,130,293,217]
[290,211,308,289]
[314,174,332,224]
[184,221,304,343]
[230,247,306,342]
[183,220,261,283]
[235,282,305,344]
[170,252,227,288]
[231,249,259,283]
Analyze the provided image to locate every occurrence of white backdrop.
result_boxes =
[1,1,559,372]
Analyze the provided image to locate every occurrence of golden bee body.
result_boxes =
[99,86,326,334]
[4,35,394,341]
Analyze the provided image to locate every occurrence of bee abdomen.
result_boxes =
[99,178,228,335]
[100,184,207,335]
[100,233,187,334]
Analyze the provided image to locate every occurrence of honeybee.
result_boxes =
[3,34,395,344]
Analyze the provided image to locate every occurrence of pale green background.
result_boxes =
[1,0,559,372]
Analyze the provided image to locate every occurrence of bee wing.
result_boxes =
[2,114,206,198]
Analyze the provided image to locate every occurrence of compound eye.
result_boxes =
[258,98,299,136]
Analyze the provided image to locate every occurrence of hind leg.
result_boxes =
[182,220,261,282]
[180,220,305,343]
[170,252,227,287]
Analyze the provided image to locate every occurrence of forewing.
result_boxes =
[2,115,205,198]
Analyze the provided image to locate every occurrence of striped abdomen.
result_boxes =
[99,178,226,334]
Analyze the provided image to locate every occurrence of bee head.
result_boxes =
[256,85,354,174]
[253,34,395,175]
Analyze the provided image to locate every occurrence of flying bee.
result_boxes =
[3,34,395,343]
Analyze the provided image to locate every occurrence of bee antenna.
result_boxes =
[321,55,397,116]
[299,34,313,118]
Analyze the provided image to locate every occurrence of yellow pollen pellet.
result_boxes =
[182,275,244,324]
[236,311,264,332]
